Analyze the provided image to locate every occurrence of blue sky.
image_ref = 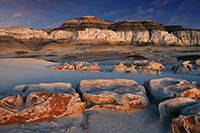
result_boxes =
[0,0,199,29]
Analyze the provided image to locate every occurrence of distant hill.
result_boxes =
[0,15,200,53]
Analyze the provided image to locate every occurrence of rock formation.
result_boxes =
[172,61,193,74]
[113,62,127,72]
[77,79,149,111]
[137,61,165,75]
[0,82,85,126]
[50,63,75,70]
[144,77,200,104]
[171,102,200,133]
[172,115,200,133]
[113,60,165,75]
[158,97,197,124]
[75,62,101,71]
[49,62,101,71]
[0,15,200,53]
[195,59,200,71]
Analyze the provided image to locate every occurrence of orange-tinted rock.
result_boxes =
[0,83,85,126]
[172,115,200,133]
[195,59,200,66]
[0,94,23,112]
[144,77,200,104]
[173,61,193,74]
[147,61,165,71]
[171,102,200,133]
[49,63,75,70]
[75,62,101,71]
[136,61,165,75]
[77,79,149,111]
[113,62,127,72]
[126,64,137,73]
[158,97,197,124]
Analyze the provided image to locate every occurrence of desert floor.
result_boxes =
[0,46,200,132]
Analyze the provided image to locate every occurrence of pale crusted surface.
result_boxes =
[78,79,149,111]
[144,77,200,103]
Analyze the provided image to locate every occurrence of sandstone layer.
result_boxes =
[77,79,149,111]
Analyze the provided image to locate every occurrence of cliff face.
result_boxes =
[0,15,200,51]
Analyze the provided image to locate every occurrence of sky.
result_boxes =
[0,0,199,29]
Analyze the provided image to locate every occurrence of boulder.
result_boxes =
[195,59,200,66]
[0,83,85,126]
[125,64,137,73]
[137,61,165,75]
[158,97,197,124]
[195,66,200,71]
[171,115,200,133]
[77,79,149,111]
[181,102,200,116]
[144,77,200,104]
[49,63,75,70]
[171,102,200,133]
[146,61,165,71]
[75,62,101,71]
[173,61,193,74]
[113,62,127,72]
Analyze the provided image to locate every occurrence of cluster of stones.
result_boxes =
[1,78,199,133]
[144,77,200,132]
[113,60,165,75]
[49,61,101,71]
[0,79,149,126]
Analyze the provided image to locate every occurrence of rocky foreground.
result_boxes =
[0,15,200,54]
[0,78,200,133]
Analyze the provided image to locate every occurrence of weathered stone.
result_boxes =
[172,115,200,133]
[77,79,149,111]
[195,59,200,66]
[158,97,197,124]
[144,77,200,104]
[171,102,200,133]
[49,63,75,70]
[0,83,85,126]
[0,95,23,112]
[146,61,165,71]
[195,65,200,71]
[125,64,137,73]
[136,61,165,75]
[113,62,127,72]
[173,61,193,74]
[75,62,101,71]
[181,102,200,116]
